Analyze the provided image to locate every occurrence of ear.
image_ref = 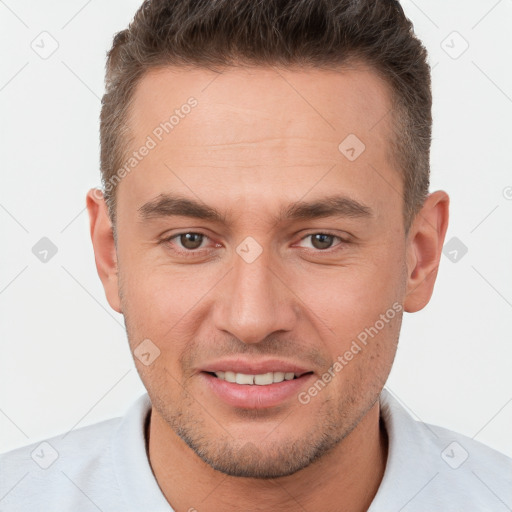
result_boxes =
[404,190,450,313]
[86,188,122,313]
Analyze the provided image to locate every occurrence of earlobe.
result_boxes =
[404,190,450,313]
[86,188,122,313]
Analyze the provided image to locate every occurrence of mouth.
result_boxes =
[199,363,315,409]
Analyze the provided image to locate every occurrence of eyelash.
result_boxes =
[160,231,349,257]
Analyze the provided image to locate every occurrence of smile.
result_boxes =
[211,371,298,385]
[201,369,315,409]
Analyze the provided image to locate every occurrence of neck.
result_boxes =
[148,401,388,512]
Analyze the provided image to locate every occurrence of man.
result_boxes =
[1,0,510,510]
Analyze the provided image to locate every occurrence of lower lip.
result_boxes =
[200,372,314,409]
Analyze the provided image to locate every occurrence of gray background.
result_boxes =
[1,0,511,458]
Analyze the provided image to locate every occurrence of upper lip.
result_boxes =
[200,358,312,377]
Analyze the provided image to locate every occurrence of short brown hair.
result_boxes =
[100,0,431,231]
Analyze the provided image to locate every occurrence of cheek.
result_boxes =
[296,259,402,333]
[119,261,217,350]
[119,269,201,393]
[291,251,404,387]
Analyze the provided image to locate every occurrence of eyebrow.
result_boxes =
[138,193,373,224]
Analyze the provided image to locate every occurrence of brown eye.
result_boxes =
[310,233,336,250]
[179,233,204,250]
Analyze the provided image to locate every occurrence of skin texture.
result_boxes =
[87,64,449,512]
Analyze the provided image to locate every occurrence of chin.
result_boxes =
[177,426,342,479]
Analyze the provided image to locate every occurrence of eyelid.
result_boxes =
[161,231,215,252]
[294,231,349,250]
[160,230,351,257]
[161,231,347,245]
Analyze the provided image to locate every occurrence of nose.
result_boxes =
[212,245,298,345]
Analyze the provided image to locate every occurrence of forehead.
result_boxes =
[117,63,401,225]
[128,62,393,149]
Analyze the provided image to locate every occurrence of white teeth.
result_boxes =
[224,371,236,383]
[254,372,273,385]
[273,371,285,383]
[213,371,298,385]
[235,373,254,385]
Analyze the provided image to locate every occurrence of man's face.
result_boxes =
[113,64,408,477]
